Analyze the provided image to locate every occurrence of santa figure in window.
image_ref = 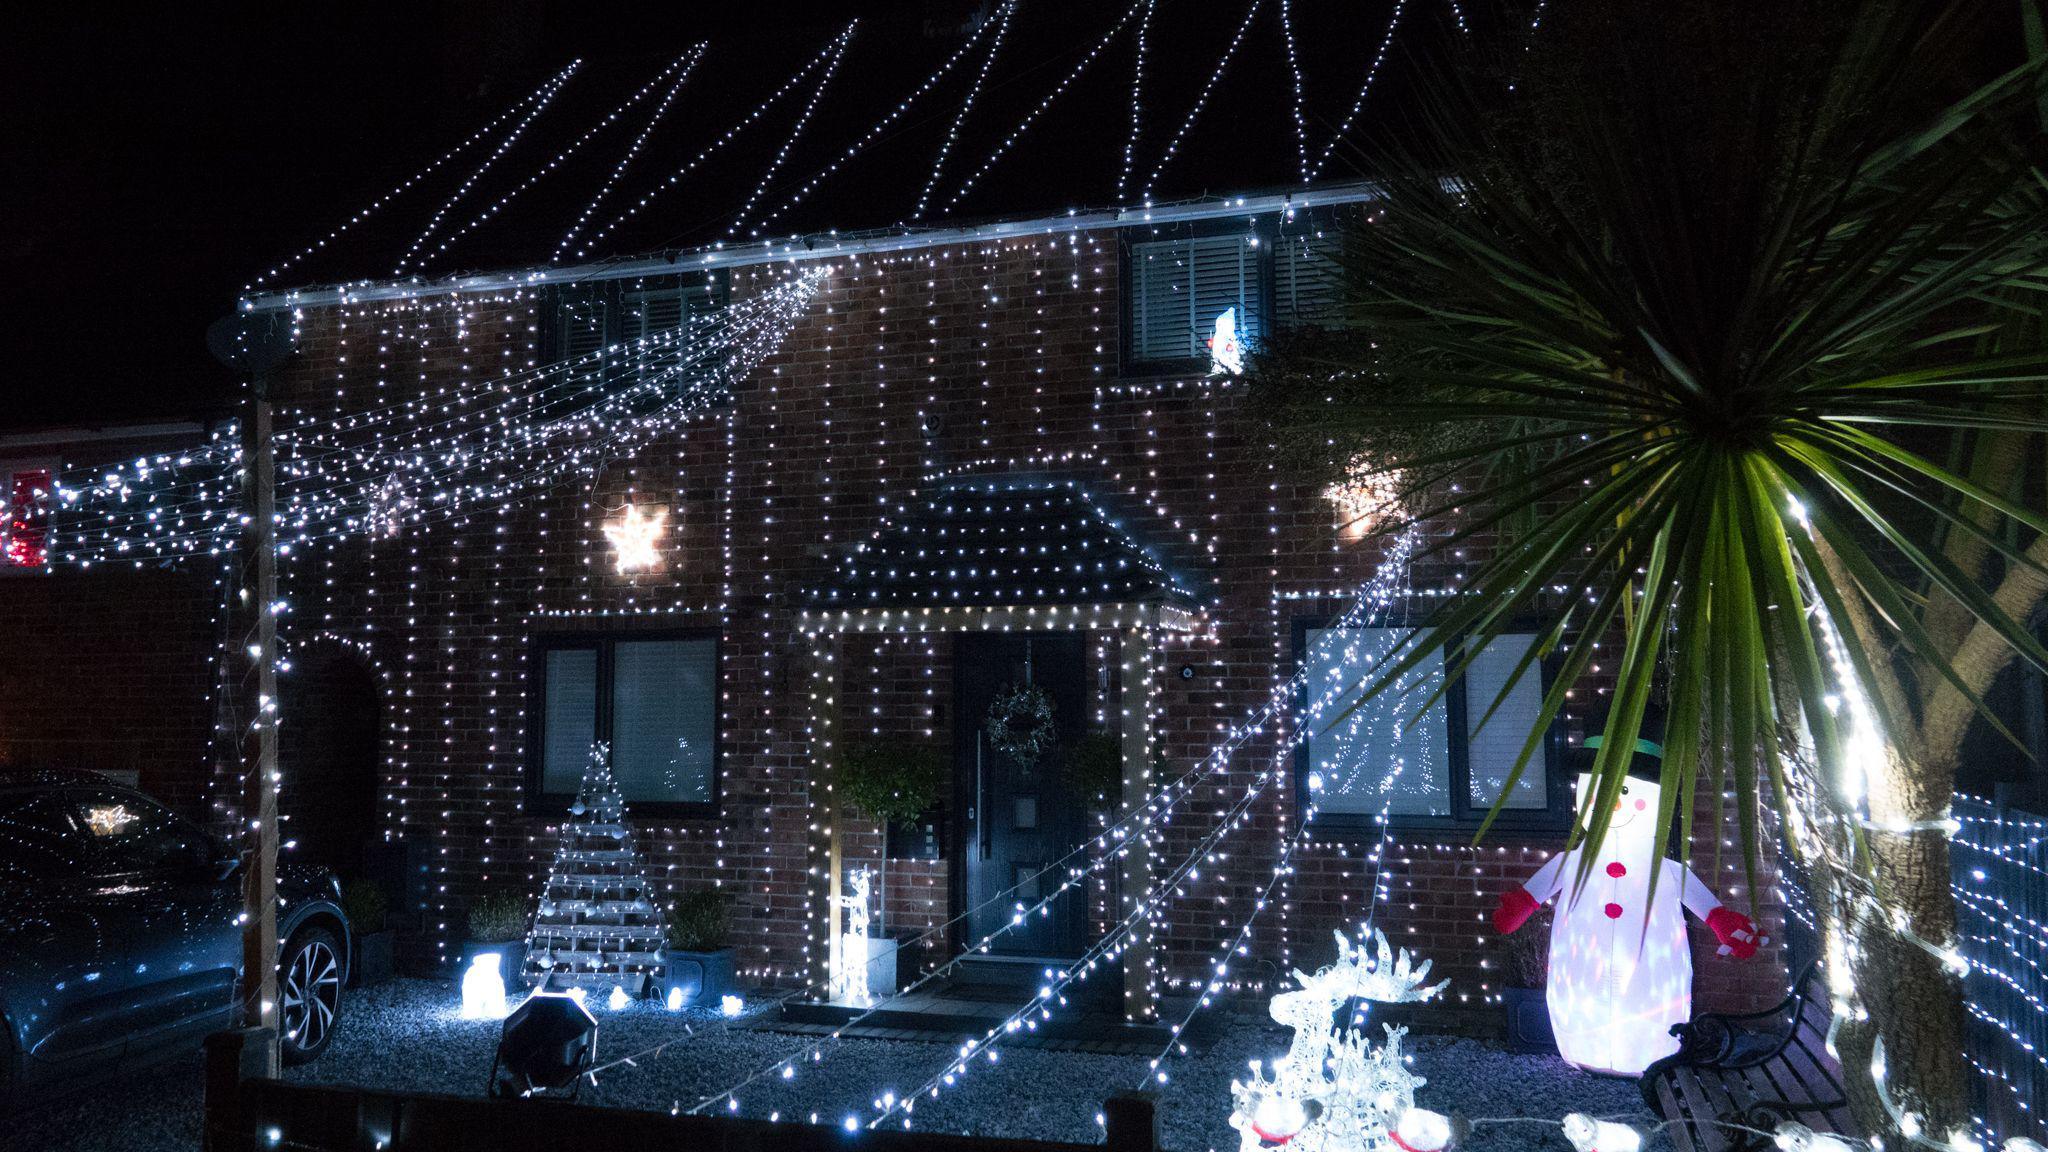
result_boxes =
[1491,734,1764,1076]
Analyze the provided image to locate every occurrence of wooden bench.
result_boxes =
[1639,964,1861,1152]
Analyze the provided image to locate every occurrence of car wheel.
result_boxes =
[279,926,343,1065]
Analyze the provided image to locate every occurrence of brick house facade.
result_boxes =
[5,192,1789,1022]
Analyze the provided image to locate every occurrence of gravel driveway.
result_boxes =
[6,978,1663,1151]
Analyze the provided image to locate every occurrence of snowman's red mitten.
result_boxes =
[1493,888,1540,934]
[1707,907,1761,959]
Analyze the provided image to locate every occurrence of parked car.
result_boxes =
[0,767,350,1101]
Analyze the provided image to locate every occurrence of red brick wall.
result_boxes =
[211,228,1791,1015]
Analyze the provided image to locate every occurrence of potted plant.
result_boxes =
[460,888,531,981]
[341,879,395,987]
[836,741,947,937]
[660,889,736,1003]
[1500,914,1556,1053]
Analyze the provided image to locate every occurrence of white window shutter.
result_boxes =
[1276,229,1343,326]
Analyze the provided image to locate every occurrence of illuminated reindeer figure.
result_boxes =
[1230,928,1449,1152]
[831,868,874,1006]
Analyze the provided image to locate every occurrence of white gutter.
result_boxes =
[0,421,215,452]
[238,180,1380,313]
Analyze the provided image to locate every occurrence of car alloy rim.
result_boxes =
[282,939,340,1052]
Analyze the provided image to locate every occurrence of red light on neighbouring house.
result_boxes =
[4,469,51,567]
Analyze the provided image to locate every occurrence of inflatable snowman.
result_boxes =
[1492,746,1763,1076]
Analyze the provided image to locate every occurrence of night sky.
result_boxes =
[2,1,1501,432]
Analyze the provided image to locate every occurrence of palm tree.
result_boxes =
[1251,1,2048,1137]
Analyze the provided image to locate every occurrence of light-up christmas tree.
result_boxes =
[524,743,667,996]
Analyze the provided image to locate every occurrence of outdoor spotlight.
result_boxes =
[489,990,598,1099]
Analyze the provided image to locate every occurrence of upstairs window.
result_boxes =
[530,631,719,815]
[1296,622,1565,833]
[553,276,726,392]
[1128,234,1265,366]
[1,462,55,569]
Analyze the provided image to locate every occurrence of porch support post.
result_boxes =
[1120,610,1158,1021]
[803,631,844,999]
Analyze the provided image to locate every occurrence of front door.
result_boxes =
[954,632,1088,959]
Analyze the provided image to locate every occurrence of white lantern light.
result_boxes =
[1392,1107,1455,1151]
[2003,1139,2048,1152]
[666,985,685,1011]
[1773,1121,1860,1152]
[1562,1114,1641,1152]
[607,985,631,1011]
[460,952,507,1020]
[721,993,745,1017]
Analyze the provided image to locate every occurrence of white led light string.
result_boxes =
[725,22,857,239]
[944,0,1150,215]
[1116,0,1155,201]
[909,0,1015,222]
[580,35,841,258]
[243,65,572,292]
[1306,0,1406,181]
[393,63,582,275]
[1278,0,1312,184]
[1140,0,1265,198]
[430,47,706,269]
[551,49,713,262]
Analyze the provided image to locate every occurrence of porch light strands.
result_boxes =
[550,48,710,263]
[394,62,581,275]
[243,65,572,292]
[944,0,1150,213]
[909,0,1014,221]
[579,36,841,258]
[435,46,706,267]
[726,22,857,239]
[1141,0,1265,197]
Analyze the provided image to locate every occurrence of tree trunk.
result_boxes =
[1812,748,1970,1139]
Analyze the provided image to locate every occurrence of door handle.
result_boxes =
[977,734,991,861]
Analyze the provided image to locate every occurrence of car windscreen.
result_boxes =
[0,789,88,883]
[67,787,211,875]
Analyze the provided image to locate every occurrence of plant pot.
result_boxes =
[458,938,527,984]
[659,946,736,1004]
[1502,986,1556,1053]
[350,929,396,987]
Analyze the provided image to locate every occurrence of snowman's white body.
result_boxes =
[1518,773,1724,1076]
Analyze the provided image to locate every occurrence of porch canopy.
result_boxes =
[797,477,1201,1021]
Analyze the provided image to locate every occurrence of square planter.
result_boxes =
[831,934,899,1004]
[1502,986,1556,1053]
[660,946,737,1004]
[349,929,396,987]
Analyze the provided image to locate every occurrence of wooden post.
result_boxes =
[1120,613,1157,1021]
[1103,1089,1161,1152]
[234,387,281,1075]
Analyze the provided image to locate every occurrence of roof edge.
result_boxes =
[239,180,1380,314]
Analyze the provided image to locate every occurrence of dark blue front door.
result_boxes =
[955,632,1087,960]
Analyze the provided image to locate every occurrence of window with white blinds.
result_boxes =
[539,648,599,796]
[1463,633,1551,810]
[1297,621,1562,830]
[609,638,716,805]
[533,633,718,810]
[1274,228,1344,326]
[1129,234,1265,363]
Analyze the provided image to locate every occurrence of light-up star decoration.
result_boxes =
[601,504,667,573]
[1207,306,1246,375]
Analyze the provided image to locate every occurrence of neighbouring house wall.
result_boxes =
[54,225,1784,1015]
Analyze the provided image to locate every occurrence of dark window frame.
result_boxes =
[525,628,723,819]
[546,272,733,398]
[1290,615,1571,838]
[1117,209,1346,376]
